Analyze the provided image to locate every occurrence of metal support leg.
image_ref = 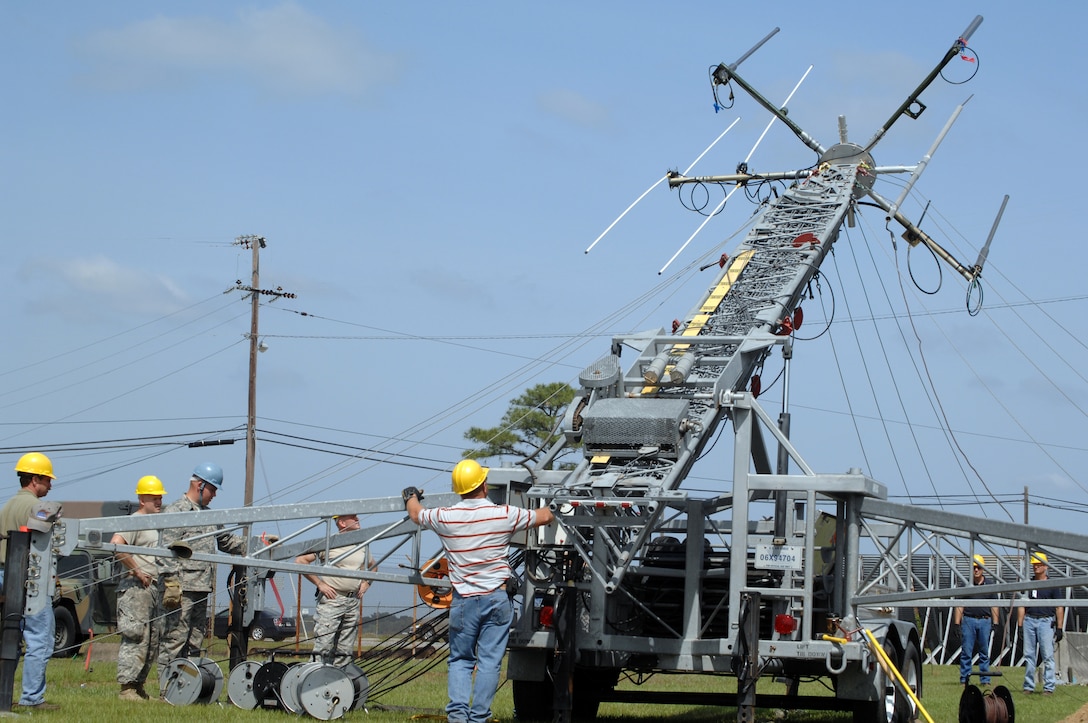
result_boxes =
[0,532,31,713]
[551,584,577,723]
[227,565,249,670]
[735,591,761,723]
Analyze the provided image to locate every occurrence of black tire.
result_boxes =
[249,624,266,641]
[512,679,552,722]
[512,667,617,721]
[572,667,618,719]
[894,639,923,723]
[52,606,79,658]
[852,640,899,723]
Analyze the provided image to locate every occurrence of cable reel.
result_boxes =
[160,656,224,705]
[417,558,453,609]
[275,661,369,720]
[226,659,263,709]
[959,684,1014,723]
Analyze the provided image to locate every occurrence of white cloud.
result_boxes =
[537,88,610,130]
[74,2,399,99]
[21,256,189,319]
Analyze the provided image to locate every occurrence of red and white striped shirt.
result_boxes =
[418,498,535,596]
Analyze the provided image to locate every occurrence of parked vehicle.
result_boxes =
[213,608,296,642]
[53,549,119,656]
[52,502,133,657]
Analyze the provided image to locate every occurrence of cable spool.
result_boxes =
[298,663,356,720]
[343,663,370,710]
[280,661,324,714]
[226,660,263,709]
[959,684,1015,723]
[417,558,453,609]
[252,660,290,709]
[161,657,224,705]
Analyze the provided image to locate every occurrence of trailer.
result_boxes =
[9,13,1088,723]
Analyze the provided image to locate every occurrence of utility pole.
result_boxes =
[229,234,295,672]
[232,235,295,508]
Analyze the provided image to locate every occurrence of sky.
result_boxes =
[2,2,1087,608]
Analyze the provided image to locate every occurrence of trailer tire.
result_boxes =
[894,640,922,722]
[512,667,616,721]
[852,639,899,723]
[52,606,79,658]
[512,679,552,721]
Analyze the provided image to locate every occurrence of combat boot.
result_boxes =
[134,683,150,700]
[119,683,144,701]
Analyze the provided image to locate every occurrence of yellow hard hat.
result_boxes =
[973,554,985,568]
[1031,551,1048,565]
[135,475,166,496]
[15,452,55,479]
[451,459,488,495]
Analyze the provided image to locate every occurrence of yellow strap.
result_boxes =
[640,250,756,394]
[861,628,935,723]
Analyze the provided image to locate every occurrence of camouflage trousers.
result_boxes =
[156,590,209,691]
[312,594,360,668]
[116,578,162,686]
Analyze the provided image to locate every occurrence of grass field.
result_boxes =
[12,639,1088,722]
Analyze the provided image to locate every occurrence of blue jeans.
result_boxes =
[960,616,992,684]
[0,569,55,705]
[447,589,513,723]
[1023,615,1057,692]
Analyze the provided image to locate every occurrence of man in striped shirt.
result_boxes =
[405,459,554,723]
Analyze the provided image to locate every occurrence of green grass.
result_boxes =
[18,642,1088,722]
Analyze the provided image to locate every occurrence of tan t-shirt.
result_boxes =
[116,512,161,577]
[317,544,373,595]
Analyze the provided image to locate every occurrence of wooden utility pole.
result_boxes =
[232,235,295,508]
[235,235,265,508]
[246,237,260,507]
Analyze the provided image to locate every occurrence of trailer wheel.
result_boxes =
[52,606,79,658]
[512,666,616,721]
[894,640,922,722]
[512,679,552,721]
[852,640,899,723]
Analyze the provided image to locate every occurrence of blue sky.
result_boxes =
[2,3,1087,605]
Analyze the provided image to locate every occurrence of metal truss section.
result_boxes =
[546,165,863,592]
[852,498,1088,610]
[60,494,466,592]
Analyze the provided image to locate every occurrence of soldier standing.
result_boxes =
[156,463,245,693]
[113,476,166,701]
[294,513,375,667]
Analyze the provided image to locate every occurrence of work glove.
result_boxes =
[1056,628,1064,643]
[162,577,182,611]
[402,487,424,507]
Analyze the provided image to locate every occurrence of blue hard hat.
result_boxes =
[193,462,224,489]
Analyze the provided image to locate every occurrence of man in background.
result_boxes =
[0,453,60,711]
[157,462,246,693]
[113,475,166,701]
[1017,551,1065,695]
[954,554,999,687]
[295,513,375,667]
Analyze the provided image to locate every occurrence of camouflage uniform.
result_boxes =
[156,495,244,687]
[311,545,372,667]
[115,523,162,692]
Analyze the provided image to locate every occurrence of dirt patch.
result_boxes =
[1062,701,1088,723]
